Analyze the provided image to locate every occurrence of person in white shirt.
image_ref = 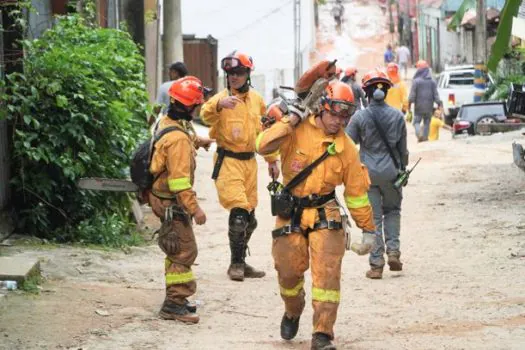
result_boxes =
[396,43,411,80]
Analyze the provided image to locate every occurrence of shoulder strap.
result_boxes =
[365,108,403,170]
[148,125,186,163]
[283,144,334,192]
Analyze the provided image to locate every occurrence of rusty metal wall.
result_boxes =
[183,35,218,94]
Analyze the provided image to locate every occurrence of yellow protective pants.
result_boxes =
[214,155,257,211]
[272,228,346,339]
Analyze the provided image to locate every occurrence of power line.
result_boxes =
[219,0,293,40]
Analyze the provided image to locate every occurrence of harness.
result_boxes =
[271,191,343,239]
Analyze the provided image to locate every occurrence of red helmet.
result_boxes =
[362,69,392,89]
[261,101,285,130]
[321,81,356,118]
[221,50,254,72]
[168,76,204,107]
[345,67,357,77]
[416,60,429,69]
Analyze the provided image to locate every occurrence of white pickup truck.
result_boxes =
[436,65,493,125]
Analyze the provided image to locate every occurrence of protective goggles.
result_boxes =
[221,57,248,72]
[324,99,356,118]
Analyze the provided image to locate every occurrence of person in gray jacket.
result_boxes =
[346,69,409,279]
[408,60,442,142]
[341,66,368,111]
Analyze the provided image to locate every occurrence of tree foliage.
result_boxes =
[0,15,149,245]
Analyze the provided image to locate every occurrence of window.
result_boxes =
[448,71,475,86]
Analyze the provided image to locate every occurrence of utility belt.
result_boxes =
[211,147,255,180]
[164,204,190,226]
[271,191,343,238]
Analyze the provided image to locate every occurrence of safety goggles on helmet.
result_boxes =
[324,99,356,118]
[221,57,251,72]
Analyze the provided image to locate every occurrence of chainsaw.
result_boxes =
[77,177,138,192]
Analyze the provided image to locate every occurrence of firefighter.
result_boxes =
[346,69,409,279]
[256,71,377,349]
[147,76,212,323]
[200,51,279,281]
[385,62,409,113]
[341,66,368,110]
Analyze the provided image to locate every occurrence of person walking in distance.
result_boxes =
[346,69,409,279]
[200,50,279,281]
[257,60,379,349]
[396,42,411,80]
[385,63,408,114]
[409,60,443,142]
[341,66,368,111]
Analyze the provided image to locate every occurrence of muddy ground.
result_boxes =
[2,1,525,349]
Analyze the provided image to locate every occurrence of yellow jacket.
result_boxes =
[256,115,375,232]
[385,80,408,112]
[150,116,199,215]
[201,88,277,162]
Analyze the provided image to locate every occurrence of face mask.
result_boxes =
[167,103,195,121]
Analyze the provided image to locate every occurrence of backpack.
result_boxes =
[130,125,183,191]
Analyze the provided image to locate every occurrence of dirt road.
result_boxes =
[2,126,525,350]
[2,2,525,349]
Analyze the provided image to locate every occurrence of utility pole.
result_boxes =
[162,0,184,81]
[144,0,160,103]
[294,0,301,83]
[474,0,487,102]
[475,0,487,62]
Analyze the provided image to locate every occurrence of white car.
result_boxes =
[437,65,493,125]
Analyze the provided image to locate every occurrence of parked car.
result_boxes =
[453,101,508,136]
[437,65,493,126]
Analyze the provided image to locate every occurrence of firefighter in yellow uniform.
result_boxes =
[385,62,409,113]
[147,76,212,324]
[201,51,279,281]
[256,78,378,350]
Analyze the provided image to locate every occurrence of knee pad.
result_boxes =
[229,208,250,233]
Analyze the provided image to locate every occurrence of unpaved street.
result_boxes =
[2,127,525,350]
[2,1,525,349]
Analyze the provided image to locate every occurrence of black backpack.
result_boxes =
[130,126,183,190]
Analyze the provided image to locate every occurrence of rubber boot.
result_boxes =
[244,211,265,278]
[365,266,383,279]
[159,300,199,323]
[280,313,300,340]
[387,252,403,271]
[311,332,336,350]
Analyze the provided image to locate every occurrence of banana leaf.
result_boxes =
[447,0,476,31]
[487,0,522,72]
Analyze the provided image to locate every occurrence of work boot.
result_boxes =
[159,300,199,323]
[311,332,336,350]
[185,300,197,313]
[365,266,383,279]
[280,313,300,340]
[387,253,403,271]
[228,263,245,281]
[243,211,265,279]
[244,263,266,278]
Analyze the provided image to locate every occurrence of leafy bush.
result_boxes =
[0,15,149,245]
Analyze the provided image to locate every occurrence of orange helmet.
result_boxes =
[386,62,399,73]
[320,81,356,118]
[261,101,285,130]
[221,50,254,72]
[362,68,392,89]
[168,76,204,107]
[416,60,429,69]
[344,67,357,77]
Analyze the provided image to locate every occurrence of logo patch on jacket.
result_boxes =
[232,127,242,139]
[290,158,305,172]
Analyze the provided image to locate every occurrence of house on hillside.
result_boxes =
[417,0,505,72]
